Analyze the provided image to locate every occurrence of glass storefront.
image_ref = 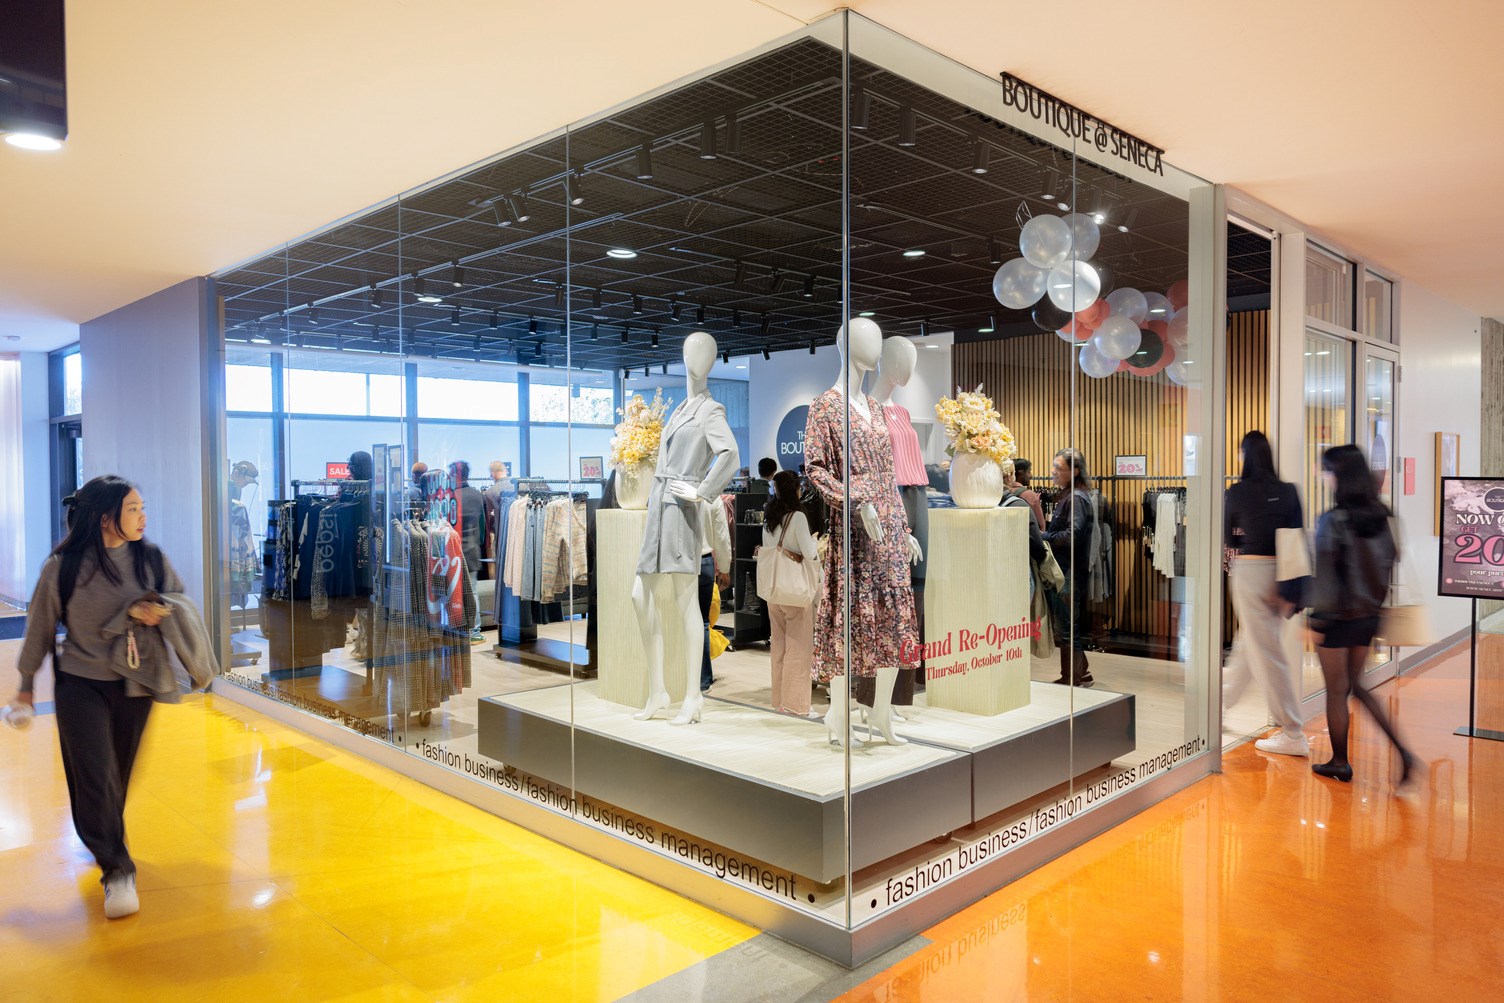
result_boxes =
[210,12,1221,959]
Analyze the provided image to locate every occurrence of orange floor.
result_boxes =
[839,644,1504,1001]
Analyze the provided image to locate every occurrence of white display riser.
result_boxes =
[596,509,693,709]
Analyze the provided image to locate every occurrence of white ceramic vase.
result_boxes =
[615,461,653,509]
[949,451,1004,508]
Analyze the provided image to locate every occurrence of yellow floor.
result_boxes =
[0,691,754,1002]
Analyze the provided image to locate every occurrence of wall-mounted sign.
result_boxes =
[776,406,810,466]
[998,74,1165,176]
[1114,455,1147,477]
[326,462,351,479]
[1438,478,1504,600]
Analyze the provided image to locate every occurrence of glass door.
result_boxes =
[1300,328,1353,699]
[1364,348,1399,672]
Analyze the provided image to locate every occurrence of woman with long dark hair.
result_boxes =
[1044,448,1095,687]
[1308,444,1414,783]
[11,476,189,918]
[1224,431,1309,756]
[763,470,819,716]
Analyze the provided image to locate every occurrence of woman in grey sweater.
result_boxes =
[12,475,184,919]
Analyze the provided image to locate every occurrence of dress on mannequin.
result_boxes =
[635,391,738,575]
[804,389,919,686]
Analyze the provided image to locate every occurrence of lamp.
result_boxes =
[897,106,916,147]
[971,140,990,175]
[699,120,717,160]
[635,143,653,180]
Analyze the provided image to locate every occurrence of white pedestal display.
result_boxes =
[923,507,1032,715]
[597,509,690,708]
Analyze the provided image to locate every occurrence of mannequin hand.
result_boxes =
[859,502,884,543]
[668,480,700,503]
[906,534,923,565]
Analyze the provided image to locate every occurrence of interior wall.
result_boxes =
[1483,317,1503,477]
[20,353,52,601]
[81,279,215,613]
[0,356,24,604]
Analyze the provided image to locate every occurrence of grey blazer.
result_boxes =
[636,391,740,575]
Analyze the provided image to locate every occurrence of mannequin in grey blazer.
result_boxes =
[635,392,739,575]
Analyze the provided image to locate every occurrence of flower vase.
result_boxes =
[949,451,1004,508]
[615,462,653,510]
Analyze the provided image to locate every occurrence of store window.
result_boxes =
[1305,245,1352,328]
[209,11,1219,956]
[1363,270,1394,343]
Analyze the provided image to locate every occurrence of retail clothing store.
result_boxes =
[66,11,1484,964]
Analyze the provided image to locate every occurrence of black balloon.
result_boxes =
[1093,261,1115,297]
[1031,298,1072,332]
[1127,328,1165,371]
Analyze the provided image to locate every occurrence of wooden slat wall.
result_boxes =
[953,312,1270,643]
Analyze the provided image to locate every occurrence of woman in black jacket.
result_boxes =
[1308,444,1414,784]
[1043,448,1094,688]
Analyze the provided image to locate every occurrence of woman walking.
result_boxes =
[11,476,211,918]
[1308,445,1414,784]
[1224,431,1309,756]
[1044,448,1095,688]
[763,470,819,716]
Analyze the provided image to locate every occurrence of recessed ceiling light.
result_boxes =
[922,344,940,350]
[902,249,926,258]
[859,311,876,317]
[735,363,747,369]
[607,248,637,259]
[1092,213,1106,225]
[4,133,63,151]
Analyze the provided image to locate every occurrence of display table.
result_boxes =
[923,507,1032,715]
[596,509,691,709]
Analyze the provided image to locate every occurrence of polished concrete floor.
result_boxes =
[1,639,1498,1001]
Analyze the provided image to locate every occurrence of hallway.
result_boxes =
[1,640,1498,1001]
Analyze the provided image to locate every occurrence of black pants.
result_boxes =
[54,671,153,882]
[698,555,714,691]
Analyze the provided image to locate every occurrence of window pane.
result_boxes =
[62,352,82,415]
[286,368,370,415]
[1363,271,1394,343]
[1305,246,1351,328]
[369,373,403,416]
[226,364,273,412]
[418,376,518,420]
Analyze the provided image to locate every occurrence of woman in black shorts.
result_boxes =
[1308,444,1414,784]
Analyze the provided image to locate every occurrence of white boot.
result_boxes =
[824,675,863,748]
[866,665,907,746]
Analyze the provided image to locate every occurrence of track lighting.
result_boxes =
[534,341,544,359]
[490,310,499,329]
[508,191,530,223]
[809,339,817,354]
[592,287,603,310]
[308,307,320,326]
[971,140,990,175]
[591,322,599,340]
[529,317,538,335]
[1118,208,1139,234]
[733,260,746,289]
[554,284,565,309]
[451,262,464,288]
[450,307,461,326]
[731,308,741,327]
[670,296,682,322]
[851,84,871,130]
[760,313,771,336]
[415,276,443,304]
[897,106,916,147]
[919,319,929,337]
[725,107,742,155]
[371,285,383,310]
[699,120,717,160]
[566,170,585,206]
[695,304,706,324]
[988,238,1002,265]
[722,351,730,364]
[643,366,650,377]
[651,329,660,348]
[802,274,815,298]
[1041,169,1059,199]
[661,363,669,375]
[621,325,631,343]
[635,143,653,180]
[762,346,771,362]
[979,313,996,334]
[768,267,784,294]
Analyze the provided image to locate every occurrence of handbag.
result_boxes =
[755,514,821,607]
[708,583,729,658]
[1036,545,1066,592]
[1379,518,1436,647]
[1030,566,1056,657]
[1274,527,1312,608]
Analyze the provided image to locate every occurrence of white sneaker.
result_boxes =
[103,874,139,919]
[1255,731,1310,757]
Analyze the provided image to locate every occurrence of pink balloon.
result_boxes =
[1080,300,1110,326]
[1116,360,1131,373]
[1057,319,1094,342]
[1145,340,1175,377]
[1166,280,1189,311]
[1144,319,1169,340]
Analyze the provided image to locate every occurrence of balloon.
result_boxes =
[1079,300,1110,327]
[1092,315,1142,360]
[1117,360,1132,373]
[1093,261,1116,296]
[1061,212,1101,260]
[993,258,1048,310]
[1105,287,1149,325]
[1019,214,1073,269]
[1057,320,1094,342]
[1046,259,1101,313]
[1078,343,1118,379]
[1166,279,1190,311]
[1125,328,1166,375]
[1166,307,1190,349]
[1143,291,1173,323]
[1031,298,1072,333]
[1145,340,1176,377]
[1164,359,1189,386]
[1144,319,1169,339]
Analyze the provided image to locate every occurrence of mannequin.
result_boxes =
[633,332,739,725]
[804,318,921,747]
[868,336,927,721]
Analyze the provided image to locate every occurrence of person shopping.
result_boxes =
[1224,431,1310,756]
[1308,444,1414,784]
[11,476,215,919]
[1043,448,1095,687]
[762,470,819,716]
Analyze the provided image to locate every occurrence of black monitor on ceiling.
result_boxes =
[0,0,68,144]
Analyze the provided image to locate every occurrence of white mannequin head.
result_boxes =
[837,317,882,373]
[879,337,917,388]
[682,331,716,381]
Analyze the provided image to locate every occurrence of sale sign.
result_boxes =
[1438,477,1504,599]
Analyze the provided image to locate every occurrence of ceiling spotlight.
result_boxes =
[1057,202,1070,212]
[632,294,644,315]
[534,340,545,358]
[721,351,730,364]
[607,248,637,259]
[768,267,784,293]
[451,262,464,288]
[529,317,538,335]
[809,339,817,354]
[733,260,746,289]
[370,285,383,309]
[415,276,443,304]
[566,170,585,206]
[897,106,917,147]
[919,319,929,337]
[371,322,381,338]
[591,322,599,340]
[1041,169,1059,199]
[1092,212,1106,225]
[979,313,996,334]
[971,140,990,175]
[802,274,815,298]
[695,303,706,324]
[760,313,771,336]
[725,107,742,155]
[507,191,530,223]
[651,329,661,348]
[593,287,604,309]
[661,363,669,376]
[699,120,718,160]
[987,238,1002,265]
[4,133,63,152]
[621,325,631,343]
[762,346,771,361]
[731,308,741,327]
[859,310,876,318]
[308,307,320,325]
[902,249,926,259]
[670,296,682,322]
[490,310,499,329]
[851,84,871,131]
[450,307,461,326]
[643,366,650,377]
[635,143,654,180]
[473,334,482,358]
[1118,208,1139,233]
[554,284,565,309]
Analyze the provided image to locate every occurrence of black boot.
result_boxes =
[1072,649,1095,688]
[1054,645,1072,684]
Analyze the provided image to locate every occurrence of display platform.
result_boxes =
[888,683,1135,820]
[477,680,971,883]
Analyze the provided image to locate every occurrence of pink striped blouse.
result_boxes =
[882,403,928,487]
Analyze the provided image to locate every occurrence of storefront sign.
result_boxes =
[999,74,1165,176]
[326,461,351,479]
[1438,477,1504,599]
[776,406,809,465]
[1114,455,1147,477]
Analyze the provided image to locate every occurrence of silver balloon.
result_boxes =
[1164,359,1189,386]
[1143,290,1173,323]
[1166,306,1190,348]
[1046,259,1101,313]
[1105,287,1149,325]
[1061,212,1101,260]
[992,258,1048,310]
[1078,343,1118,379]
[1092,315,1142,361]
[1019,214,1073,269]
